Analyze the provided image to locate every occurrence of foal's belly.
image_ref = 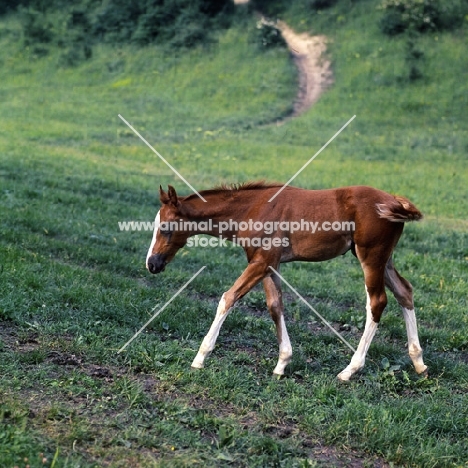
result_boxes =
[281,232,353,263]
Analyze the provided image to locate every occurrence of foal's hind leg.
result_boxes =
[385,258,427,375]
[263,275,292,376]
[338,249,388,381]
[191,260,270,370]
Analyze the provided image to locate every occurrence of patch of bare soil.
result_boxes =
[0,323,39,351]
[306,445,390,468]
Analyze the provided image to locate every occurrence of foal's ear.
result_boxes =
[159,185,179,207]
[159,185,169,204]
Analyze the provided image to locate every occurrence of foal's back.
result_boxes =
[256,185,410,263]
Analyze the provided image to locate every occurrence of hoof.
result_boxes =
[417,367,429,378]
[272,372,284,380]
[190,362,204,370]
[337,370,352,382]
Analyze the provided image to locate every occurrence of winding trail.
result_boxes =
[260,17,334,117]
[233,0,334,117]
[275,20,333,116]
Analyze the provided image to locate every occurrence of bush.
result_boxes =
[169,10,210,49]
[379,0,468,36]
[0,0,22,15]
[15,0,236,62]
[254,20,287,49]
[93,0,234,48]
[310,0,339,10]
[92,0,144,43]
[20,8,55,45]
[19,3,95,66]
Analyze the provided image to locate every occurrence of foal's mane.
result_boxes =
[214,180,282,191]
[183,181,283,201]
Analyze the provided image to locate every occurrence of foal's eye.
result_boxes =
[159,229,171,236]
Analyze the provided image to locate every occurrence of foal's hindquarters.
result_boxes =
[336,255,427,381]
[334,198,427,381]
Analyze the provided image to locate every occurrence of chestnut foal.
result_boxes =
[146,182,427,381]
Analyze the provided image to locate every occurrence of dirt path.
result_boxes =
[276,20,333,115]
[260,17,333,116]
[233,0,333,117]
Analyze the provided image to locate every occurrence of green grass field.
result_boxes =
[1,1,467,466]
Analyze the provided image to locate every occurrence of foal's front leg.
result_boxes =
[191,261,270,369]
[191,292,231,369]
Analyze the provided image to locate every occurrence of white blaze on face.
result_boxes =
[146,210,160,269]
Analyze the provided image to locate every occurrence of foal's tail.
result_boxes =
[376,196,423,223]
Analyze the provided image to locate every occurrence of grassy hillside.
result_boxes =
[1,1,467,466]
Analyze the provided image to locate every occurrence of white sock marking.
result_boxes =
[191,294,231,369]
[338,287,378,381]
[402,307,427,374]
[273,315,292,375]
[146,210,160,269]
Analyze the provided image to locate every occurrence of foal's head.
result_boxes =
[146,186,190,274]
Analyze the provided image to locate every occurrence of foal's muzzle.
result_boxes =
[147,254,167,274]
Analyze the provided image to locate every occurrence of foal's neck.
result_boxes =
[183,191,248,221]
